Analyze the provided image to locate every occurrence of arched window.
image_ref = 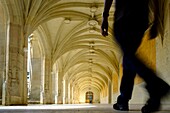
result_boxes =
[86,91,93,103]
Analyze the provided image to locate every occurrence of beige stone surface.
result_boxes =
[0,104,169,113]
[0,0,169,106]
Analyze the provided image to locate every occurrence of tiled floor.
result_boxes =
[0,104,169,113]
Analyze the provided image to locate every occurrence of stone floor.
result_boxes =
[0,104,170,113]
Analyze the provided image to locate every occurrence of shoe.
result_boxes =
[141,98,160,113]
[113,103,129,111]
[141,82,170,113]
[113,95,129,111]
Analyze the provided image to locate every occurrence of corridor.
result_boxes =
[0,0,169,108]
[0,104,170,113]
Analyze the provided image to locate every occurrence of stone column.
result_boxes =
[51,71,56,104]
[108,80,112,104]
[0,24,6,104]
[54,71,58,104]
[68,83,71,104]
[69,84,73,104]
[57,71,63,104]
[50,64,58,104]
[2,23,27,105]
[74,87,79,104]
[40,57,53,104]
[63,79,68,104]
[23,34,28,105]
[71,86,74,104]
[0,45,5,104]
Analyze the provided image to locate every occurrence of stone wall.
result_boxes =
[156,16,170,104]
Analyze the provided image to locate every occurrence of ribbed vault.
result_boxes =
[0,0,169,105]
[33,0,120,100]
[0,0,122,103]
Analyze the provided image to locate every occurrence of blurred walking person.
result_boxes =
[101,0,170,113]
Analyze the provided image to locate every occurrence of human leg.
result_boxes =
[113,1,170,112]
[113,56,136,111]
[113,19,169,113]
[124,51,170,113]
[113,17,145,111]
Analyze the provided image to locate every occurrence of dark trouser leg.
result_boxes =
[124,53,169,96]
[126,50,170,113]
[114,56,136,110]
[116,29,169,99]
[114,19,144,103]
[114,21,170,112]
[119,56,136,101]
[113,19,144,110]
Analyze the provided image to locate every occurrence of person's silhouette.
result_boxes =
[101,0,170,113]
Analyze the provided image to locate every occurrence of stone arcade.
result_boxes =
[0,0,169,109]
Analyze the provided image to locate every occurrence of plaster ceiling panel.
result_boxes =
[58,7,93,16]
[56,0,105,16]
[46,18,64,45]
[58,0,102,4]
[52,21,87,53]
[78,30,101,36]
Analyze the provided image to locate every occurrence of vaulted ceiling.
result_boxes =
[1,0,122,92]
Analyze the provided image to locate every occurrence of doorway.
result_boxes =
[86,91,93,103]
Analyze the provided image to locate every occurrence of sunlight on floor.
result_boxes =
[0,104,97,110]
